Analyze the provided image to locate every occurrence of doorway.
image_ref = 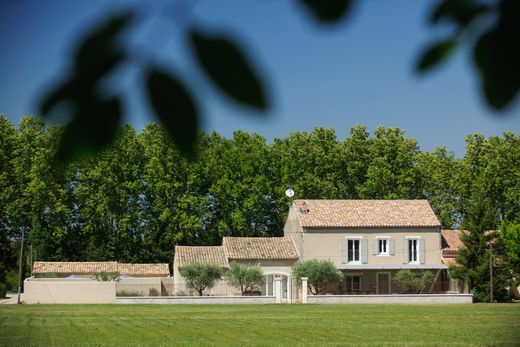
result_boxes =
[377,272,391,294]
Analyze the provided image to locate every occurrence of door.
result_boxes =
[377,273,390,294]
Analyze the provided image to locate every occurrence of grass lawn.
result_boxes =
[1,304,519,346]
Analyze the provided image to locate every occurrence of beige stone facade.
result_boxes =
[284,199,450,295]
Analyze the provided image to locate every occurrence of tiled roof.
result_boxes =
[441,230,464,253]
[32,262,170,276]
[174,246,229,269]
[223,237,299,260]
[33,261,117,274]
[292,199,441,228]
[441,230,465,267]
[117,263,169,276]
[441,257,459,267]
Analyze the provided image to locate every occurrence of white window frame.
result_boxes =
[346,236,363,264]
[376,236,390,256]
[407,237,420,264]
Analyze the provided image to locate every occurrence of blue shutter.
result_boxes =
[361,239,368,264]
[420,238,426,264]
[389,239,395,256]
[342,239,348,264]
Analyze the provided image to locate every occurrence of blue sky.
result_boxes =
[1,0,518,155]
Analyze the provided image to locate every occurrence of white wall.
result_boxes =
[24,278,115,304]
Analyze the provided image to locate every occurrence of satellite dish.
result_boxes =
[285,188,294,198]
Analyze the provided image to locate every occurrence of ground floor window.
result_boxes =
[345,275,361,292]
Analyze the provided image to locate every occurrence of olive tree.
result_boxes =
[179,262,222,296]
[292,259,342,295]
[226,262,265,295]
[394,270,435,294]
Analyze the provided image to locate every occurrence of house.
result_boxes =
[284,199,449,294]
[173,237,299,298]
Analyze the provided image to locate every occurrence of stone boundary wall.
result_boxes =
[116,296,276,304]
[24,278,116,304]
[307,294,473,304]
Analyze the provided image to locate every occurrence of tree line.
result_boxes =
[0,115,519,284]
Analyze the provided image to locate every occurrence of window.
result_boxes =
[408,239,419,263]
[348,239,360,262]
[378,239,388,255]
[345,275,361,292]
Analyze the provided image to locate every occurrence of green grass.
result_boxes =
[1,304,519,346]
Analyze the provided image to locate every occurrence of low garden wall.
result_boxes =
[24,278,116,304]
[116,295,276,304]
[307,294,473,304]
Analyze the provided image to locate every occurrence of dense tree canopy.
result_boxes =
[0,115,519,284]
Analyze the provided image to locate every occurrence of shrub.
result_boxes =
[226,262,265,295]
[0,283,6,298]
[292,259,342,295]
[92,272,120,282]
[6,270,18,291]
[116,290,141,297]
[179,262,221,296]
[148,288,160,296]
[394,270,435,294]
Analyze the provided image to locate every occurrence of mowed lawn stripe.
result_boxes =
[0,304,519,346]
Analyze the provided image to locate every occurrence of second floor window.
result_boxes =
[408,239,418,263]
[348,239,360,262]
[378,239,388,255]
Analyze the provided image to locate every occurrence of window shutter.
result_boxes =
[389,239,395,255]
[420,238,425,264]
[403,238,408,263]
[373,239,378,255]
[342,239,348,264]
[361,239,368,263]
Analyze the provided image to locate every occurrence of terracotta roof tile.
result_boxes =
[441,230,464,252]
[293,199,441,228]
[117,263,169,276]
[223,237,299,260]
[441,257,459,267]
[174,246,228,269]
[33,261,117,274]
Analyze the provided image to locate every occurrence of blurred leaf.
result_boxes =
[416,39,456,73]
[74,13,132,85]
[430,0,488,26]
[299,0,352,23]
[146,68,199,158]
[190,30,268,110]
[56,96,122,161]
[473,0,520,110]
[40,82,77,115]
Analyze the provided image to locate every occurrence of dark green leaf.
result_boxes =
[430,0,488,26]
[40,82,77,115]
[190,30,268,110]
[146,68,199,158]
[474,29,520,110]
[299,0,352,23]
[56,96,121,161]
[74,13,132,86]
[416,39,457,73]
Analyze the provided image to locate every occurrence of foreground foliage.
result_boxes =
[0,304,519,346]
